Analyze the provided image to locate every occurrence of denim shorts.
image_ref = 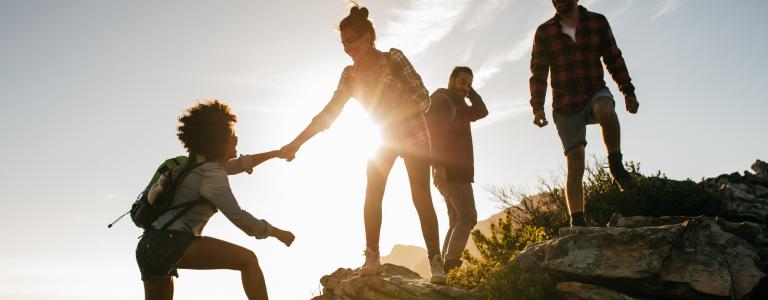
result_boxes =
[135,229,199,281]
[553,88,615,154]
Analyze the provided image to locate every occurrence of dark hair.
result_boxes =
[450,66,473,79]
[339,2,375,44]
[177,100,237,159]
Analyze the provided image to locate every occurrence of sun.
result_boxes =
[320,100,383,159]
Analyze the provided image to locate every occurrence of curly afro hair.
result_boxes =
[177,100,237,159]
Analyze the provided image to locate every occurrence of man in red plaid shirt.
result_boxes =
[529,0,639,227]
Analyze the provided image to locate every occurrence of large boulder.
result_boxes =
[515,215,764,299]
[311,263,480,300]
[703,160,768,223]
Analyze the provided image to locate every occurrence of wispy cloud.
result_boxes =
[652,0,688,21]
[463,0,514,31]
[473,29,536,88]
[378,0,473,55]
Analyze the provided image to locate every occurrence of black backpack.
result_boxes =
[108,155,211,230]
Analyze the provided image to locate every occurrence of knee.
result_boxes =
[593,99,617,122]
[460,215,477,228]
[239,250,259,271]
[566,146,586,165]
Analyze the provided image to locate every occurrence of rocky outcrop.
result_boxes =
[704,159,768,223]
[311,264,480,300]
[516,214,764,299]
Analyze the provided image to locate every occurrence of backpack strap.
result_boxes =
[159,198,209,231]
[156,155,213,231]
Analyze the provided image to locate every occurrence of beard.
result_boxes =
[555,0,577,14]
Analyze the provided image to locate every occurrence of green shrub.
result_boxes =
[450,158,722,299]
[488,159,721,229]
[584,161,721,225]
[448,212,559,300]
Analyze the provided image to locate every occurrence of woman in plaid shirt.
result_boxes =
[280,4,446,284]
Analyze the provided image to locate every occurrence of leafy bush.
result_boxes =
[447,213,559,300]
[448,158,721,299]
[489,159,720,229]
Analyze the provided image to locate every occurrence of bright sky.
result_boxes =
[1,0,766,299]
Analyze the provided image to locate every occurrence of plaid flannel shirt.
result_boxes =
[530,6,635,114]
[309,48,431,155]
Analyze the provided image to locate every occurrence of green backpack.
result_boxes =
[108,155,210,230]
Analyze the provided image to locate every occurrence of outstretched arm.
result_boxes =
[281,67,353,160]
[201,166,274,239]
[200,165,294,247]
[224,150,282,175]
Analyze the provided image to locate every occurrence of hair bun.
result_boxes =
[350,6,369,20]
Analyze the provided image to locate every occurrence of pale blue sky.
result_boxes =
[1,0,766,299]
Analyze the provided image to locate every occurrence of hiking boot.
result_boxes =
[360,247,380,276]
[611,169,637,191]
[429,255,446,284]
[608,153,638,191]
[443,258,462,274]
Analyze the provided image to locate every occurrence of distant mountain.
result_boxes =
[380,244,429,278]
[381,209,510,278]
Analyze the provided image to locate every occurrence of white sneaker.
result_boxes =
[360,247,380,276]
[429,255,446,284]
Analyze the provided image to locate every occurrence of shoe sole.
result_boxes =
[430,275,446,284]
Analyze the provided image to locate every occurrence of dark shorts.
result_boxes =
[553,88,615,154]
[135,229,200,281]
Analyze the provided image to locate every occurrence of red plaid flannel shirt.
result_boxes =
[530,6,635,114]
[310,48,431,155]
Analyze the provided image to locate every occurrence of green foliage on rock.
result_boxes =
[448,159,721,299]
[447,213,559,300]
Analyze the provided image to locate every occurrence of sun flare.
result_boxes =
[327,100,383,159]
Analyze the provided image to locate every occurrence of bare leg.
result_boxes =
[403,153,441,259]
[591,97,621,154]
[177,236,268,300]
[364,148,398,252]
[565,145,586,214]
[144,277,173,300]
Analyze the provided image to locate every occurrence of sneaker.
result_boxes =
[360,247,380,276]
[429,255,446,284]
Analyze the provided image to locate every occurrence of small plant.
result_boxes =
[448,211,558,300]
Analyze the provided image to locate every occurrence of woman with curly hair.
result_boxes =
[280,3,445,283]
[136,100,294,300]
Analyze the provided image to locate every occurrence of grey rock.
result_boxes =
[515,216,764,299]
[311,264,480,300]
[752,159,768,179]
[556,282,636,300]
